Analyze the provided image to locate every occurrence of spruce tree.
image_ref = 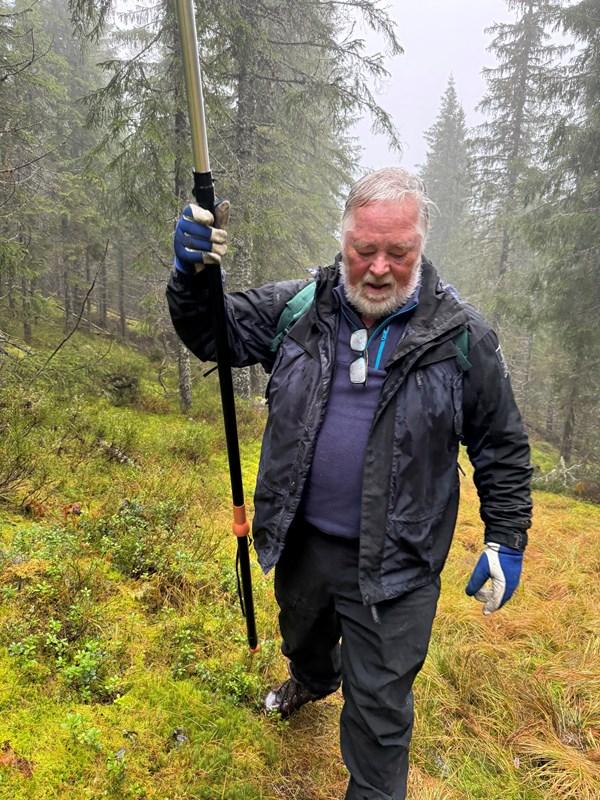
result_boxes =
[69,0,404,398]
[473,0,564,282]
[0,0,107,338]
[525,0,600,464]
[418,76,473,289]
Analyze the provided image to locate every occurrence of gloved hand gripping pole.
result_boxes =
[175,0,258,653]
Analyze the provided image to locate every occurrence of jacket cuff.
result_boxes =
[484,528,528,551]
[170,266,211,288]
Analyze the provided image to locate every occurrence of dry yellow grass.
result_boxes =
[275,471,600,799]
[414,476,599,798]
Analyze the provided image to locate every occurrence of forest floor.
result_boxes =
[0,312,599,799]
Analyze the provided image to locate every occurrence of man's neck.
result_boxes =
[361,314,378,330]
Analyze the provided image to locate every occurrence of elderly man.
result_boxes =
[166,168,532,800]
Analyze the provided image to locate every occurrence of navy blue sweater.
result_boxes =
[301,284,419,537]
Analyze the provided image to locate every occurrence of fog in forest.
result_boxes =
[2,0,599,475]
[2,2,600,797]
[353,0,514,170]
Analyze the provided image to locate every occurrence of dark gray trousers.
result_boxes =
[274,521,440,800]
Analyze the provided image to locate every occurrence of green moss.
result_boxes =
[530,438,560,474]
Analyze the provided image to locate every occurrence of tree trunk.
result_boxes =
[85,246,92,332]
[498,225,511,279]
[61,217,71,333]
[520,332,534,414]
[250,363,266,397]
[561,387,576,465]
[98,253,108,327]
[229,5,260,399]
[21,275,32,341]
[63,264,71,333]
[172,20,195,413]
[545,395,555,440]
[232,366,251,399]
[31,276,40,325]
[230,231,253,399]
[177,338,192,413]
[118,242,126,338]
[7,265,16,310]
[561,347,584,464]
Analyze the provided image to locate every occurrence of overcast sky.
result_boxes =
[353,0,513,172]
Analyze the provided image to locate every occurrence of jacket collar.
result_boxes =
[313,254,343,318]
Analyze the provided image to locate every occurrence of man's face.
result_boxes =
[340,198,424,321]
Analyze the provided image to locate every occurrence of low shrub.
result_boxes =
[84,499,182,579]
[0,522,123,701]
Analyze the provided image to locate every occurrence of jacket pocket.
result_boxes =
[382,484,460,581]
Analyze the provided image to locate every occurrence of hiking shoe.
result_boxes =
[264,668,324,719]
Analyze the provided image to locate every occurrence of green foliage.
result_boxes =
[530,439,560,475]
[62,711,103,750]
[105,747,127,788]
[60,640,119,701]
[105,374,141,407]
[519,0,600,464]
[0,515,124,701]
[170,625,198,679]
[0,372,89,503]
[419,76,475,287]
[194,660,264,708]
[168,423,219,464]
[85,498,181,579]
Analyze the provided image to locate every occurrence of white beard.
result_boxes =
[339,259,421,320]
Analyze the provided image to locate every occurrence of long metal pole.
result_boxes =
[175,0,258,653]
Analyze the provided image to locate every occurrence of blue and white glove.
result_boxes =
[174,201,230,274]
[465,543,523,615]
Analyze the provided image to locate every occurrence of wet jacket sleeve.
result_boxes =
[166,268,309,373]
[462,327,533,551]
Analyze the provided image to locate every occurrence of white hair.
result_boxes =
[341,167,432,241]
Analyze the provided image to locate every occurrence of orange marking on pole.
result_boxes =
[232,504,250,538]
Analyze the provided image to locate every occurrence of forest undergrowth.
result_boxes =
[0,312,599,800]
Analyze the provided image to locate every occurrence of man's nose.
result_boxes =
[369,254,390,276]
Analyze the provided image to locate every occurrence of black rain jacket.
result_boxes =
[166,258,532,605]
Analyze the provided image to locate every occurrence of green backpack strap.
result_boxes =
[452,327,471,372]
[270,282,316,352]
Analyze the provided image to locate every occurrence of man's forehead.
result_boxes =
[347,198,420,222]
[349,234,416,247]
[343,198,424,241]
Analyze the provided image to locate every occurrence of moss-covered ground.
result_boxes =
[0,312,598,799]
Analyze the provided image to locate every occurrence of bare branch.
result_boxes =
[0,136,71,174]
[33,240,110,380]
[0,1,40,19]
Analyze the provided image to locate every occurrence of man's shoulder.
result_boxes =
[460,302,493,342]
[434,279,494,349]
[269,278,314,306]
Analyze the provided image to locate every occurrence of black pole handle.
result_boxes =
[193,170,215,212]
[206,263,258,652]
[193,170,258,653]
